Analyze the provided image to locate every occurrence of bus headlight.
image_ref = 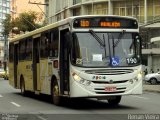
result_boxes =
[72,73,91,86]
[137,71,143,79]
[72,73,82,81]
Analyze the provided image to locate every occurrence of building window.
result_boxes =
[73,0,81,5]
[63,10,67,19]
[73,8,81,16]
[56,13,61,21]
[86,5,92,15]
[2,1,7,6]
[155,0,160,16]
[56,0,61,12]
[93,3,107,15]
[62,0,68,9]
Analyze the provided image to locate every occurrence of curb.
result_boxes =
[143,85,160,93]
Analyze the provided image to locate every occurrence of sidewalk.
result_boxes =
[143,84,160,93]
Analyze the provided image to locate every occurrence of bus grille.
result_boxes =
[95,91,125,94]
[94,87,126,91]
[85,69,133,75]
[92,80,128,84]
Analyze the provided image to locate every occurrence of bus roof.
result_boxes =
[9,15,137,43]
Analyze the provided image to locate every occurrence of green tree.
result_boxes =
[2,14,12,36]
[2,11,44,35]
[13,11,41,32]
[2,14,12,71]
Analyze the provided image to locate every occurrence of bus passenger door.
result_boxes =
[60,29,70,95]
[33,37,40,91]
[13,44,18,88]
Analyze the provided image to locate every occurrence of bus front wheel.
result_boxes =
[52,81,61,105]
[108,96,121,106]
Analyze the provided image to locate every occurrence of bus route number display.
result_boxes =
[73,17,138,29]
[126,57,138,65]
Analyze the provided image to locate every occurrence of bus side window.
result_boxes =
[49,29,59,57]
[40,33,49,58]
[19,40,26,60]
[26,38,32,60]
[9,44,14,62]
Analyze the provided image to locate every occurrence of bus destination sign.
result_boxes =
[73,17,138,29]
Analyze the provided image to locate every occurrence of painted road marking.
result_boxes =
[37,115,47,120]
[10,102,21,107]
[131,95,149,100]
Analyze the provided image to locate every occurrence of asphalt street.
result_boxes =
[0,79,160,120]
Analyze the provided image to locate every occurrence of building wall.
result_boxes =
[11,0,45,23]
[0,0,10,65]
[46,0,160,73]
[46,0,160,25]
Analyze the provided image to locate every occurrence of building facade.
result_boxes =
[46,0,160,25]
[45,0,160,73]
[11,0,45,23]
[0,0,10,68]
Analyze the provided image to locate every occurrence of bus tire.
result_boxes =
[20,76,26,96]
[108,96,121,106]
[51,80,61,105]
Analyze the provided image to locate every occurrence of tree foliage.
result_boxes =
[2,11,43,36]
[13,11,39,32]
[2,14,12,36]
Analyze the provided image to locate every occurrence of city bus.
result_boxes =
[9,15,143,105]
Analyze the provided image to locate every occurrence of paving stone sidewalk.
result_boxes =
[143,84,160,93]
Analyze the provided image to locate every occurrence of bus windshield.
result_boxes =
[71,32,141,67]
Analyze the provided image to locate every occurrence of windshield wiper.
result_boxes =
[89,29,108,58]
[89,29,105,47]
[113,30,126,48]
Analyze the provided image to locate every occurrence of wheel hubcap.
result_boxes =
[54,85,59,96]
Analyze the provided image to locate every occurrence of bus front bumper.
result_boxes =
[70,80,142,98]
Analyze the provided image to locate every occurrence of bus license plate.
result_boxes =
[105,87,116,92]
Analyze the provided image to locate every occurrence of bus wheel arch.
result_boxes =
[51,75,61,105]
[20,75,26,95]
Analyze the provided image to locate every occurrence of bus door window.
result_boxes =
[13,43,18,88]
[33,37,40,91]
[60,29,70,94]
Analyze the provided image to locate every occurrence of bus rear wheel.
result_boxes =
[108,96,121,106]
[52,81,61,105]
[20,78,26,95]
